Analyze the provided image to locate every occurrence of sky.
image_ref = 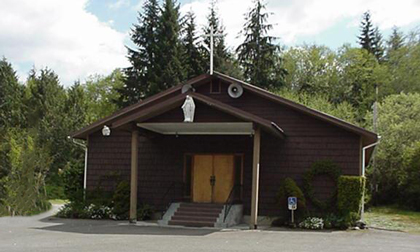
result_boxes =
[1,0,420,86]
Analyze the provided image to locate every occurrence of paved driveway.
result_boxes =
[1,205,419,252]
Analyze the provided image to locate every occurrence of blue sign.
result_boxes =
[288,197,297,210]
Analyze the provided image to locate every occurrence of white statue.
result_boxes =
[182,95,195,123]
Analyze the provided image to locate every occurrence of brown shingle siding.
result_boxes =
[86,81,361,216]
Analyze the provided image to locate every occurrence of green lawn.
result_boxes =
[365,205,420,234]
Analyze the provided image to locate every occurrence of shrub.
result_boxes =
[56,202,113,219]
[137,204,154,221]
[112,181,130,220]
[56,180,155,221]
[276,177,307,224]
[401,142,420,210]
[299,217,324,230]
[0,131,52,216]
[86,204,113,219]
[60,162,84,203]
[323,212,358,230]
[303,160,341,211]
[337,176,365,217]
[56,202,89,219]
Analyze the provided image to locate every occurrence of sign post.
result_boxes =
[288,197,297,224]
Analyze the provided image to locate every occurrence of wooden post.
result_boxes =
[250,127,261,229]
[129,130,139,223]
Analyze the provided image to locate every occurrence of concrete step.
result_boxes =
[173,211,221,218]
[166,203,226,227]
[180,203,224,209]
[171,215,218,222]
[177,206,223,213]
[168,220,215,227]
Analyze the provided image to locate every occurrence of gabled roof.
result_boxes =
[213,71,378,146]
[70,73,210,139]
[111,91,284,138]
[71,72,377,147]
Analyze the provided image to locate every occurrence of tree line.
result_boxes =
[1,0,420,214]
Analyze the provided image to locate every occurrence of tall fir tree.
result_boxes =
[0,58,25,129]
[155,0,185,90]
[0,58,25,193]
[372,26,385,62]
[116,0,160,107]
[387,27,404,52]
[182,11,206,79]
[358,11,376,55]
[26,68,65,128]
[236,0,285,89]
[358,11,384,62]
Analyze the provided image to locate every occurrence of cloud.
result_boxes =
[0,0,129,86]
[108,0,130,9]
[180,0,420,47]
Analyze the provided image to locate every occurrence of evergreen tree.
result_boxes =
[116,0,160,107]
[0,57,25,129]
[24,68,69,193]
[387,27,404,52]
[358,11,376,55]
[155,0,185,90]
[236,0,285,89]
[182,11,206,79]
[372,26,385,62]
[25,68,65,128]
[0,58,25,202]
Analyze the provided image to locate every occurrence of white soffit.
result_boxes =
[137,122,254,135]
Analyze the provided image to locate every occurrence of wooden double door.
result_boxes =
[192,154,235,203]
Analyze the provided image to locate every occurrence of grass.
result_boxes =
[364,205,420,234]
[49,199,69,205]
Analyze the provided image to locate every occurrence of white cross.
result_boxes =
[203,26,222,75]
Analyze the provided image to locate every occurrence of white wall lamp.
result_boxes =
[102,125,111,137]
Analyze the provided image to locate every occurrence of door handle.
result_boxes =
[210,175,216,186]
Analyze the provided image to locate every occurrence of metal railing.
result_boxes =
[223,184,242,222]
[159,181,184,214]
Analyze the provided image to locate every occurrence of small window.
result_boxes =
[210,80,221,94]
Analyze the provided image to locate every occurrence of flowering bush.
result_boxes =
[86,204,114,219]
[57,203,114,219]
[299,217,324,230]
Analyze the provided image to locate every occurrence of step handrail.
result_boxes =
[223,184,242,222]
[160,181,184,214]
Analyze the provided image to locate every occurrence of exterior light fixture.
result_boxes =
[102,125,111,137]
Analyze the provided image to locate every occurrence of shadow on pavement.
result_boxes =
[35,216,218,236]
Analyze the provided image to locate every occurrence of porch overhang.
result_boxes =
[137,122,255,135]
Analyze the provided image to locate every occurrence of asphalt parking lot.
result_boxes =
[1,205,419,252]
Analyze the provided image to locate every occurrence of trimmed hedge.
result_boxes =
[303,160,341,211]
[337,176,365,216]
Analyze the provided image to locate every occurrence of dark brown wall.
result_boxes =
[87,131,252,211]
[87,77,361,216]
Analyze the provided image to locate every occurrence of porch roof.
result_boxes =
[137,122,254,135]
